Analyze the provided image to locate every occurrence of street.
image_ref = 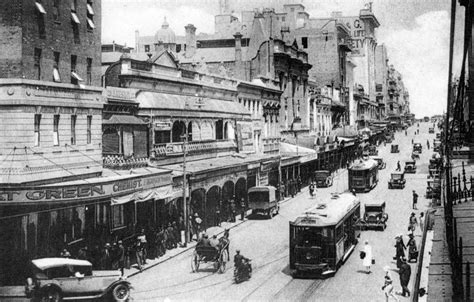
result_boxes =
[128,123,435,302]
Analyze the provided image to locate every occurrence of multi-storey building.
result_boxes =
[375,44,389,120]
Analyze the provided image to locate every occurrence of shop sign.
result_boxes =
[106,87,137,101]
[155,120,172,131]
[0,173,172,203]
[259,174,269,186]
[165,143,184,156]
[261,161,279,172]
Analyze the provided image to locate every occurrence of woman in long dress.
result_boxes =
[362,240,373,274]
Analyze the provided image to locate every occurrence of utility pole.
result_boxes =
[181,128,189,247]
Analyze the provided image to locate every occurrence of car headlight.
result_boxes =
[377,217,380,221]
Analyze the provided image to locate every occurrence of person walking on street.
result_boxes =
[215,205,221,227]
[419,212,425,235]
[194,213,202,239]
[362,240,373,274]
[297,176,302,193]
[398,258,411,297]
[382,266,399,302]
[395,235,406,269]
[309,182,315,197]
[117,241,125,277]
[134,239,144,271]
[408,212,418,234]
[396,161,401,171]
[427,139,430,149]
[412,190,418,210]
[240,198,246,221]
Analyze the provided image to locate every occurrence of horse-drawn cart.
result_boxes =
[191,239,229,273]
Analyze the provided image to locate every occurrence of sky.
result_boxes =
[102,0,465,118]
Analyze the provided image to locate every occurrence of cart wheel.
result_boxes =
[191,252,199,272]
[219,250,228,273]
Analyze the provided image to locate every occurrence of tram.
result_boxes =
[289,192,361,278]
[348,158,379,192]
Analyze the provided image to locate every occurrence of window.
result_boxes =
[302,37,308,49]
[36,1,46,39]
[112,205,125,229]
[282,16,286,22]
[53,0,60,21]
[53,115,60,146]
[70,55,83,84]
[53,52,60,82]
[71,0,80,43]
[70,115,76,145]
[34,114,41,146]
[34,48,42,80]
[87,115,92,144]
[144,45,150,52]
[86,0,95,30]
[86,58,92,85]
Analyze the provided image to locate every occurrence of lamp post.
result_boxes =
[181,129,189,247]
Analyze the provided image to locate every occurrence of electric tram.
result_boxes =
[348,158,379,192]
[289,192,361,277]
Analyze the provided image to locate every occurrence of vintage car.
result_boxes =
[429,127,435,133]
[368,145,378,156]
[25,258,131,302]
[385,133,394,143]
[436,133,441,139]
[426,179,441,199]
[391,144,399,153]
[411,151,420,160]
[313,170,334,187]
[413,143,422,153]
[404,161,417,173]
[388,172,406,189]
[371,157,386,170]
[248,186,279,218]
[360,201,388,230]
[433,139,442,152]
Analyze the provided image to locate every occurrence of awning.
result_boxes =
[280,142,317,155]
[111,185,173,205]
[136,91,251,118]
[103,115,147,125]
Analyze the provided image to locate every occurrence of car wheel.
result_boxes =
[112,283,130,302]
[40,288,61,302]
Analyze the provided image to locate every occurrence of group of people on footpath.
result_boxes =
[212,198,247,228]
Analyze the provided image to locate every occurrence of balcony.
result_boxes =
[152,139,237,158]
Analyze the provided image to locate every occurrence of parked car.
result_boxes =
[371,157,386,170]
[312,170,334,187]
[388,172,406,189]
[248,186,279,218]
[429,127,435,133]
[413,143,422,153]
[391,144,399,153]
[360,201,388,231]
[411,151,420,160]
[433,139,442,152]
[436,133,441,139]
[426,179,441,199]
[404,161,417,173]
[25,258,131,302]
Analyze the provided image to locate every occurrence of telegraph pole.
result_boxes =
[181,129,189,247]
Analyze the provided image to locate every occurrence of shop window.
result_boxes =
[112,205,125,229]
[215,120,223,140]
[154,130,170,144]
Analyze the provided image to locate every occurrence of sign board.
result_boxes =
[259,174,269,186]
[0,173,172,203]
[339,17,365,56]
[165,143,184,156]
[155,120,172,131]
[106,87,137,101]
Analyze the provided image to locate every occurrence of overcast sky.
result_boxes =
[102,0,464,118]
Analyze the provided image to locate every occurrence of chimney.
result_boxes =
[135,30,139,53]
[185,24,197,58]
[234,32,243,80]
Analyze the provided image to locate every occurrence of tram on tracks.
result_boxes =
[289,192,361,278]
[348,158,379,192]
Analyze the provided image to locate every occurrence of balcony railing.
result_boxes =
[103,154,149,170]
[152,139,237,158]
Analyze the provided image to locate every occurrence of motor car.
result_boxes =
[371,157,386,170]
[388,172,406,189]
[426,179,441,199]
[413,143,422,153]
[411,151,420,160]
[404,161,417,173]
[429,127,435,133]
[360,201,388,231]
[312,170,334,187]
[25,258,131,302]
[368,145,378,156]
[248,186,279,218]
[433,139,442,152]
[436,133,441,139]
[391,144,399,153]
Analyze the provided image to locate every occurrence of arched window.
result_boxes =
[223,122,228,140]
[172,121,186,142]
[215,120,223,140]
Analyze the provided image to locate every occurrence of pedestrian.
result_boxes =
[230,199,236,222]
[297,176,302,193]
[60,248,71,258]
[419,212,425,234]
[194,213,202,238]
[134,239,144,271]
[427,139,430,149]
[137,229,147,263]
[215,205,221,226]
[309,182,315,197]
[155,227,165,257]
[290,179,295,198]
[396,161,401,171]
[407,233,418,262]
[408,212,418,234]
[398,258,411,297]
[405,130,407,136]
[240,198,246,221]
[117,240,125,277]
[411,138,414,144]
[394,234,406,269]
[412,190,418,210]
[361,240,373,274]
[382,266,399,302]
[77,246,88,260]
